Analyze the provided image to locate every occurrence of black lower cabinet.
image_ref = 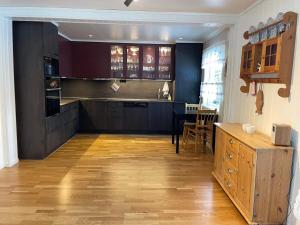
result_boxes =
[79,100,173,133]
[79,100,107,132]
[46,101,79,155]
[123,102,149,132]
[107,102,124,131]
[148,102,173,132]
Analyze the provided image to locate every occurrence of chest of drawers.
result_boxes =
[213,123,293,225]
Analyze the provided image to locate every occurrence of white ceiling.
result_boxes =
[0,0,259,14]
[58,22,224,43]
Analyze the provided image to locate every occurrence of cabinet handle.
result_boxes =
[226,152,233,159]
[226,182,232,189]
[227,168,238,174]
[227,168,234,174]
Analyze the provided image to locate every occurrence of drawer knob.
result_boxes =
[227,168,234,174]
[227,182,232,189]
[229,139,234,144]
[226,152,233,159]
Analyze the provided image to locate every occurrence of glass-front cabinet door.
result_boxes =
[142,46,156,79]
[240,45,254,75]
[261,37,281,73]
[126,46,140,79]
[158,46,172,80]
[110,45,124,78]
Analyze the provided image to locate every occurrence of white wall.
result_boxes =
[0,17,19,169]
[204,28,229,50]
[224,0,300,224]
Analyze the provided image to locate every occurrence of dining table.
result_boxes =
[171,104,218,154]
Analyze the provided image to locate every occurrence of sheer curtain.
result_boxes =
[200,43,226,115]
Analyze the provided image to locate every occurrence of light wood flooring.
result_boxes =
[0,134,247,225]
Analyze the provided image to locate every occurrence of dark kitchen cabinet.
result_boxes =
[123,102,149,131]
[78,100,173,133]
[13,21,60,159]
[126,45,140,79]
[110,45,125,78]
[109,44,174,80]
[71,42,110,78]
[60,42,174,80]
[46,101,79,155]
[175,43,203,103]
[43,23,59,58]
[142,45,157,79]
[158,46,173,80]
[59,35,72,77]
[107,102,124,131]
[148,102,173,132]
[79,100,107,132]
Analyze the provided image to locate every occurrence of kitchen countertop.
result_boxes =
[61,97,173,104]
[60,98,80,106]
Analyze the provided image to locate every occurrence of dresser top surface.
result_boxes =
[215,123,293,150]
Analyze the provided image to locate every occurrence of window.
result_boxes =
[200,43,226,112]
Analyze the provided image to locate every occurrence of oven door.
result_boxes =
[45,89,60,117]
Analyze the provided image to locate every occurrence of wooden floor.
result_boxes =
[0,134,247,225]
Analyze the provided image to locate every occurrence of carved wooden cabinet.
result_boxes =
[240,11,297,98]
[213,123,293,225]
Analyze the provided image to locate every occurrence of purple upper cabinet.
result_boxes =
[158,46,173,80]
[110,45,125,78]
[58,39,175,80]
[142,45,157,79]
[71,42,110,78]
[126,45,140,79]
[58,35,72,77]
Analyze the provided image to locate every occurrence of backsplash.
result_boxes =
[61,79,174,99]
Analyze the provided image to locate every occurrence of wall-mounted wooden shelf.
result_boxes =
[240,11,297,98]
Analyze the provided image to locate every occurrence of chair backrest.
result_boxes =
[195,109,217,129]
[185,103,200,113]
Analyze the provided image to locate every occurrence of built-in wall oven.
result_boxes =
[44,56,59,77]
[44,57,60,117]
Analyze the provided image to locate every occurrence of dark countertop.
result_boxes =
[60,98,80,106]
[61,97,173,104]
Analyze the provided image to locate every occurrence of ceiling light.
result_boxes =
[88,34,94,38]
[178,37,183,40]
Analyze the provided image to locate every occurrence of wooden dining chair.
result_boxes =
[185,109,217,153]
[182,103,200,146]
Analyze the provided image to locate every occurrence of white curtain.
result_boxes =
[0,17,19,169]
[201,43,226,115]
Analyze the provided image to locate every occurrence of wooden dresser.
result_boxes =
[213,123,293,225]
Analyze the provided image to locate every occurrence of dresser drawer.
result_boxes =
[224,147,238,168]
[224,173,236,197]
[224,160,238,184]
[225,134,239,155]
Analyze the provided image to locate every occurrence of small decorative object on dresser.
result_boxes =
[213,123,293,225]
[271,123,292,146]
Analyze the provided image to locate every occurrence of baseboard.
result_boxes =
[5,157,19,167]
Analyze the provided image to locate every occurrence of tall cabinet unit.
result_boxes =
[13,21,61,159]
[174,43,203,103]
[213,123,293,225]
